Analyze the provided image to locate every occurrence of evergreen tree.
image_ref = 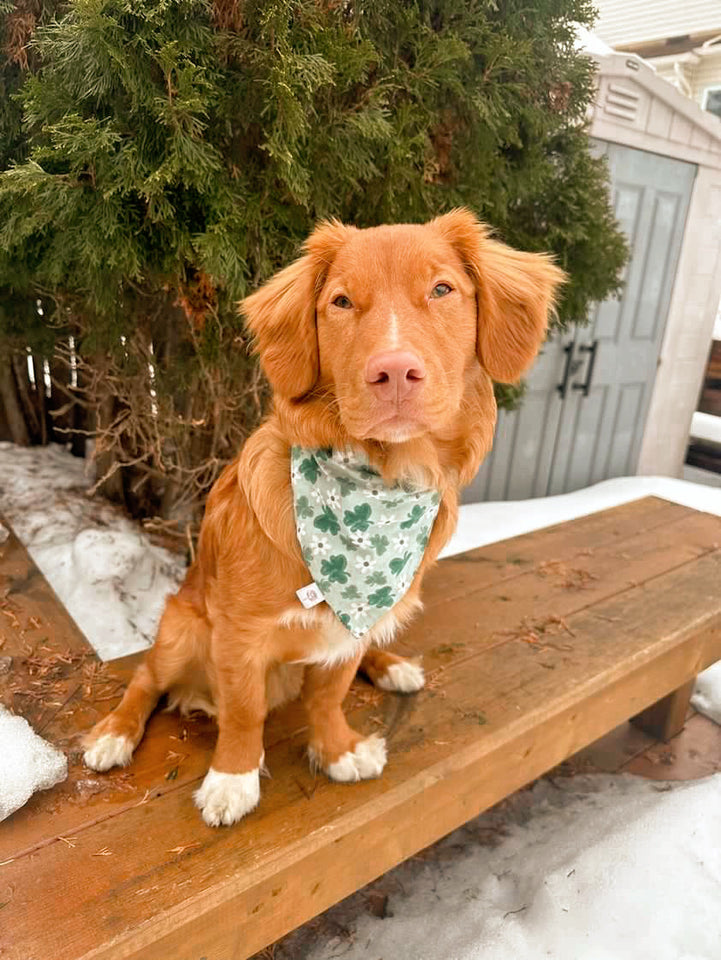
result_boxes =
[0,0,627,532]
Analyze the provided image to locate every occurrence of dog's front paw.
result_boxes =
[84,733,134,771]
[375,659,425,693]
[312,734,387,783]
[193,767,261,827]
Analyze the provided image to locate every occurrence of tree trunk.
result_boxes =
[0,356,31,445]
[95,392,126,504]
[11,353,41,441]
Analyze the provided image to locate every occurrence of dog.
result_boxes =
[83,208,564,826]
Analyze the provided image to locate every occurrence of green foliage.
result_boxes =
[0,0,628,527]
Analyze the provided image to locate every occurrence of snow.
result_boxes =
[0,442,184,660]
[692,661,721,726]
[297,773,721,960]
[0,704,67,822]
[691,410,721,445]
[443,474,721,558]
[574,24,616,57]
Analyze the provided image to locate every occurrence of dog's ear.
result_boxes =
[432,208,566,383]
[241,220,351,399]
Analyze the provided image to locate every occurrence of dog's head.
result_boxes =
[242,209,564,446]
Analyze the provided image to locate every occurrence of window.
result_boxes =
[702,85,721,119]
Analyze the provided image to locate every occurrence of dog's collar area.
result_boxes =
[290,446,440,638]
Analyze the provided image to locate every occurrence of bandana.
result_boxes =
[290,446,440,638]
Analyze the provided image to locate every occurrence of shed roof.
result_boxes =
[589,52,721,168]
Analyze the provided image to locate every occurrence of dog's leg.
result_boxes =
[360,648,425,694]
[303,653,387,782]
[84,592,206,771]
[83,658,160,770]
[194,644,268,827]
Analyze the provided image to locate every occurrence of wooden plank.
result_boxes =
[0,519,97,745]
[3,538,720,960]
[421,495,692,609]
[5,499,720,863]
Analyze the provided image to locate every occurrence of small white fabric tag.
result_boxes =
[296,582,325,609]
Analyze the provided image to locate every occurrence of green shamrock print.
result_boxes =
[341,584,361,600]
[316,448,332,461]
[344,503,372,532]
[339,534,359,552]
[320,554,350,584]
[339,613,351,628]
[368,585,394,608]
[338,477,357,496]
[370,533,389,556]
[314,506,340,535]
[299,456,320,484]
[416,529,430,548]
[365,570,387,586]
[295,495,313,519]
[389,551,412,575]
[400,504,425,529]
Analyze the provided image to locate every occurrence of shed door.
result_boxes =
[464,142,697,504]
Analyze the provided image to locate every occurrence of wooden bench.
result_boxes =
[2,496,721,960]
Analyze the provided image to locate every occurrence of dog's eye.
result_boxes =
[332,294,353,309]
[431,283,452,299]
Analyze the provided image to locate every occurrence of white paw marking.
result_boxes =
[321,735,387,783]
[193,767,260,827]
[83,734,134,771]
[376,660,425,693]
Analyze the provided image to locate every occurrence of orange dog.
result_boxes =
[83,209,564,826]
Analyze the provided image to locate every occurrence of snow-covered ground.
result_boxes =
[0,442,184,659]
[296,773,721,960]
[444,473,721,557]
[2,442,721,957]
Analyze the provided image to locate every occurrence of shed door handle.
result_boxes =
[557,343,574,398]
[572,340,599,397]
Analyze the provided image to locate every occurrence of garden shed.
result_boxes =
[465,51,721,502]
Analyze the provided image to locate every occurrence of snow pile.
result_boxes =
[0,443,184,660]
[446,474,721,558]
[691,411,721,446]
[692,662,721,726]
[301,773,721,960]
[0,705,67,821]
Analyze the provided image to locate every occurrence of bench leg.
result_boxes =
[630,679,695,742]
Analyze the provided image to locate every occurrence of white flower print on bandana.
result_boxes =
[291,446,440,638]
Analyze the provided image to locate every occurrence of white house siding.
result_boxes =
[594,0,720,48]
[692,51,721,104]
[648,51,721,112]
